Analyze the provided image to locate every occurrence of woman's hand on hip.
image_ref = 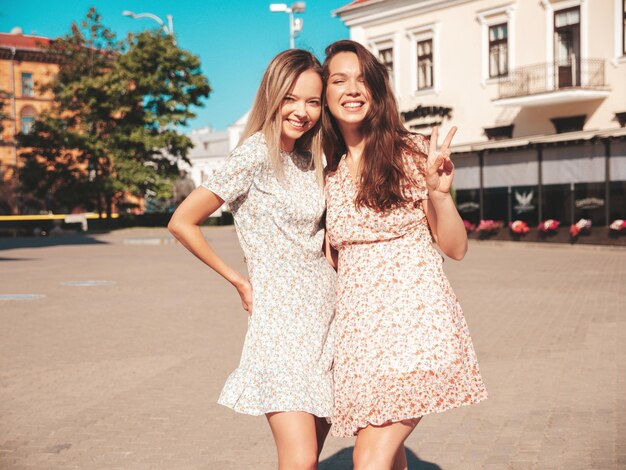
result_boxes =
[233,275,253,316]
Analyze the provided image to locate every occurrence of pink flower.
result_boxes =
[569,218,592,237]
[609,219,625,231]
[538,219,560,232]
[476,220,503,232]
[509,220,530,234]
[463,220,476,232]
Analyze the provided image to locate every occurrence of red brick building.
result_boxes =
[0,28,58,214]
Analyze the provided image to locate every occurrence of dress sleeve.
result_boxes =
[201,133,267,204]
[404,133,429,202]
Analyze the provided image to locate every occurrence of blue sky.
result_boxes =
[0,0,350,131]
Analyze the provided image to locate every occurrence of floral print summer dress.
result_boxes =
[325,135,487,437]
[202,132,335,417]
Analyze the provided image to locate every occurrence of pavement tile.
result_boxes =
[0,228,623,469]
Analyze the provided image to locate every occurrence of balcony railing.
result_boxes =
[497,58,607,99]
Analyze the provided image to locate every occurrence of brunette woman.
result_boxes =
[169,49,335,470]
[321,40,487,470]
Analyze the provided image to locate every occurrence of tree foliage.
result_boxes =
[18,8,211,215]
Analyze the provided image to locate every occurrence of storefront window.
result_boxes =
[542,184,572,224]
[456,189,480,225]
[574,182,606,226]
[483,187,508,222]
[511,185,539,226]
[610,181,626,221]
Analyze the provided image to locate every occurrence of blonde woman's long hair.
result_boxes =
[238,49,324,186]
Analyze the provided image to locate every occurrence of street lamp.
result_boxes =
[269,2,305,49]
[122,10,174,38]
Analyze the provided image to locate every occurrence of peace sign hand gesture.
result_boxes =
[425,126,457,194]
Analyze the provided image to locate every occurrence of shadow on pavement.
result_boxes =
[319,447,442,469]
[0,233,109,251]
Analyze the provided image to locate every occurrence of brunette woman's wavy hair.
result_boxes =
[240,49,324,186]
[322,40,422,211]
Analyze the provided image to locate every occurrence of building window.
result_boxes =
[484,124,514,140]
[20,106,37,134]
[477,5,516,84]
[21,73,34,97]
[21,116,34,134]
[488,23,508,77]
[407,23,439,94]
[378,47,394,87]
[417,39,434,89]
[550,114,586,134]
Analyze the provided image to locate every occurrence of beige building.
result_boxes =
[336,0,626,227]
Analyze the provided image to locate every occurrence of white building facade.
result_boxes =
[183,113,249,215]
[336,0,626,227]
[185,112,249,188]
[185,128,230,188]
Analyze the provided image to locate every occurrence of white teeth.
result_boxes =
[343,102,363,109]
[288,120,307,128]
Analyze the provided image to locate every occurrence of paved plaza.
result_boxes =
[0,227,624,469]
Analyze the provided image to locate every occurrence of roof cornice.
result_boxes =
[0,47,61,64]
[336,0,477,27]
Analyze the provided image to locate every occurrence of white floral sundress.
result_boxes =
[202,132,336,417]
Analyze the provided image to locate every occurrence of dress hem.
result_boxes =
[218,366,334,420]
[218,400,333,420]
[331,391,488,438]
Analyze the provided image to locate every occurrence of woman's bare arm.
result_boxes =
[422,127,468,260]
[168,187,253,314]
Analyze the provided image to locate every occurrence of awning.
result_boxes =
[452,127,626,153]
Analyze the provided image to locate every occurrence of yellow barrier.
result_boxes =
[0,213,120,221]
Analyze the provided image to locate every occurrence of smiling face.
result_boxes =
[325,52,370,133]
[279,69,323,152]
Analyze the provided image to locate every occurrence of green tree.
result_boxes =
[18,8,210,216]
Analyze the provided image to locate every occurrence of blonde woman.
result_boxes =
[168,49,335,469]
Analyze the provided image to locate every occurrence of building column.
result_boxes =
[478,151,485,221]
[537,144,543,223]
[604,137,611,225]
[507,186,512,224]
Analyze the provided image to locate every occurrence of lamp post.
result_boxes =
[122,10,175,41]
[269,2,306,49]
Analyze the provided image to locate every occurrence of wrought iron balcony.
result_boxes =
[494,58,610,106]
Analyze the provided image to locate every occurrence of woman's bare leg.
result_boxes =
[392,444,408,470]
[266,411,323,470]
[353,418,421,470]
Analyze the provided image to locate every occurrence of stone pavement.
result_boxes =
[0,227,624,470]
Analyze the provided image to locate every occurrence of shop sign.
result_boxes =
[514,190,535,213]
[575,197,604,209]
[401,105,453,130]
[458,202,480,213]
